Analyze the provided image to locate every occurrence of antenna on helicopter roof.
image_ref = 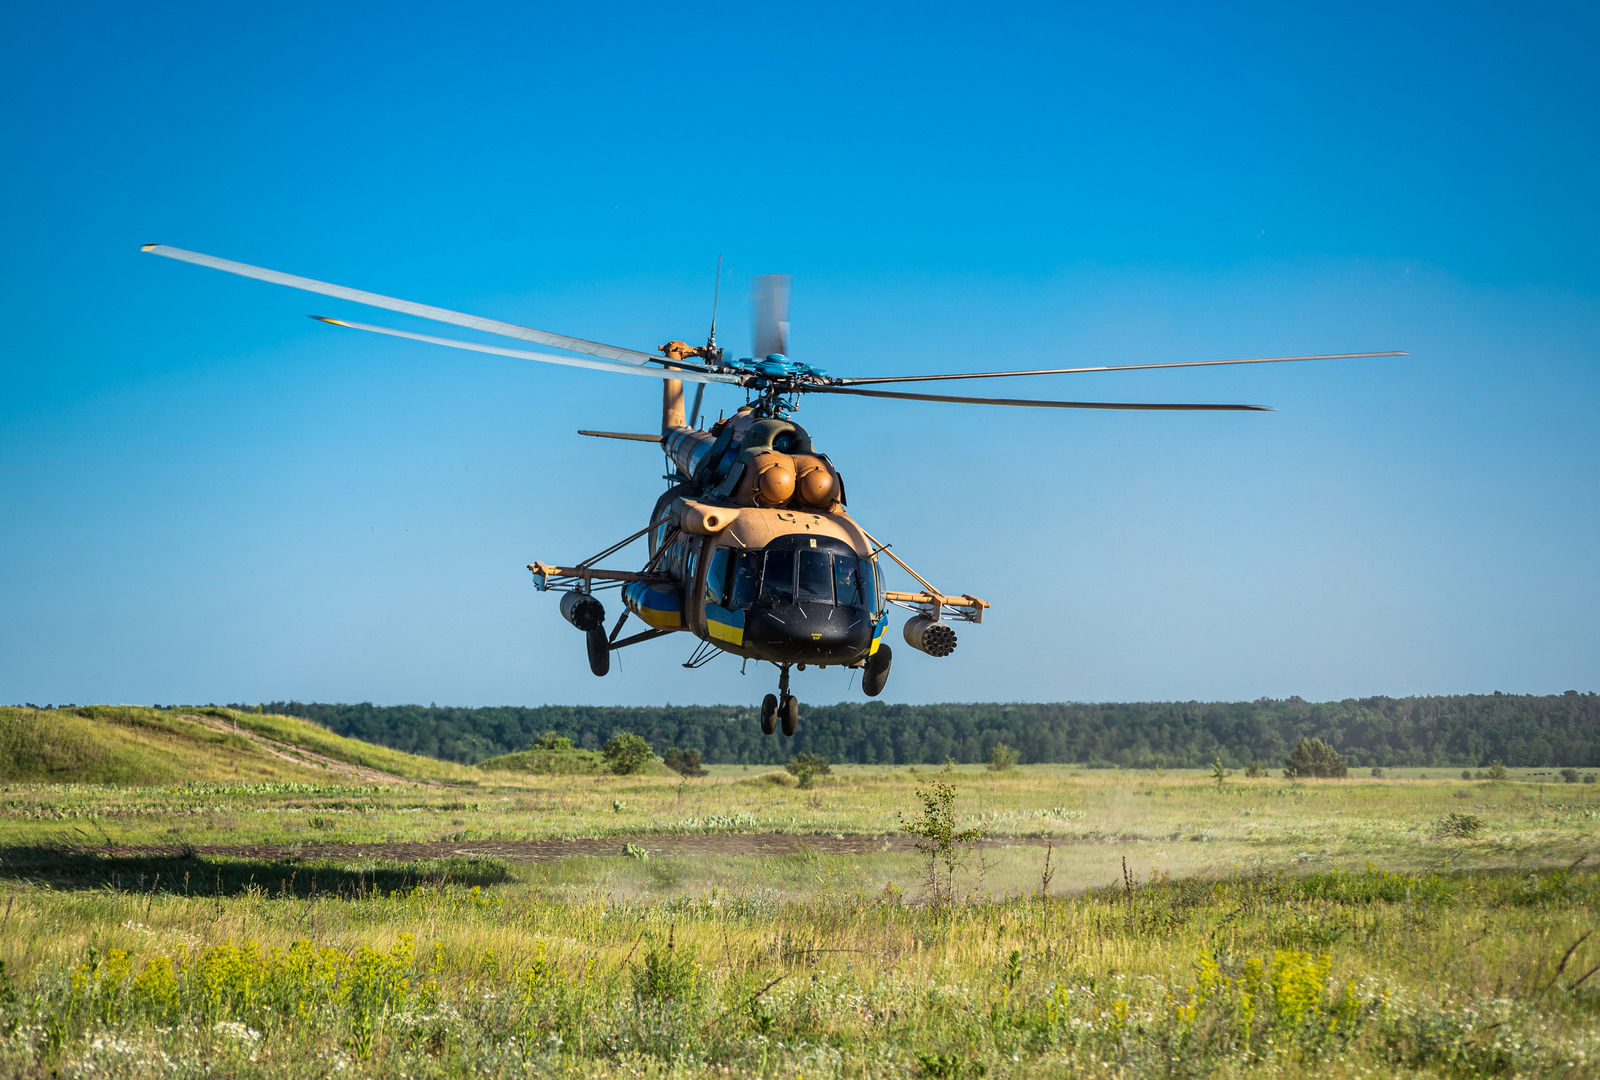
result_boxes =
[690,255,722,431]
[706,255,723,357]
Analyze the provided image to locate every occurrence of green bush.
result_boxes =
[987,743,1019,771]
[663,747,706,777]
[1434,812,1485,838]
[603,733,656,775]
[1560,767,1580,783]
[1484,759,1509,781]
[786,752,831,789]
[1283,737,1347,778]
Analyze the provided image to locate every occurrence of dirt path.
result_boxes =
[86,833,1055,863]
[182,714,423,787]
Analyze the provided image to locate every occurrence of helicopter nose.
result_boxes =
[745,603,873,663]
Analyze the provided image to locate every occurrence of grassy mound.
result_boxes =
[0,706,477,786]
[476,748,608,775]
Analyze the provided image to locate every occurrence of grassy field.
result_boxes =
[0,707,1596,1077]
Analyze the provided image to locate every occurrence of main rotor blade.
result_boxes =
[310,317,746,386]
[142,244,661,365]
[578,430,662,442]
[812,385,1272,410]
[751,274,790,359]
[835,351,1406,386]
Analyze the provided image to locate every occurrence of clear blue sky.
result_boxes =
[2,1,1596,707]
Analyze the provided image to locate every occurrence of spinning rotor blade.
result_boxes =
[836,351,1406,385]
[142,244,660,365]
[578,430,662,442]
[309,317,746,385]
[813,385,1272,410]
[751,274,790,358]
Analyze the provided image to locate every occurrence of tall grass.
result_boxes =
[1,857,1596,1077]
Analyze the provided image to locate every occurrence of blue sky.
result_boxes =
[2,1,1596,707]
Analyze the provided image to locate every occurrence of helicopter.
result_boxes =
[142,244,1402,736]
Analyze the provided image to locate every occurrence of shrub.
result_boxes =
[1586,773,1598,784]
[1435,812,1485,838]
[1560,767,1580,783]
[1462,770,1474,780]
[1211,757,1232,789]
[662,747,706,777]
[1485,760,1509,781]
[1370,767,1384,778]
[900,770,984,908]
[785,752,831,789]
[603,733,655,775]
[1283,737,1347,779]
[532,731,573,752]
[1246,759,1265,778]
[987,743,1018,771]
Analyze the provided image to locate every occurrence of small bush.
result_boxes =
[1559,767,1579,783]
[1462,769,1474,780]
[662,747,706,777]
[1283,737,1347,778]
[1586,773,1598,784]
[603,733,655,775]
[631,930,698,1005]
[1435,812,1485,838]
[1370,767,1384,778]
[531,731,572,752]
[786,752,831,789]
[1485,760,1509,781]
[1246,759,1265,778]
[987,743,1018,771]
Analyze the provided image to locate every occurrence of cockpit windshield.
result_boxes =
[796,550,833,602]
[759,550,796,604]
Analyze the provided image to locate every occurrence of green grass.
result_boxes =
[476,748,609,774]
[0,853,1596,1078]
[3,712,1599,1076]
[0,706,487,788]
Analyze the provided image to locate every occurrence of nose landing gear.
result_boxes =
[760,665,801,737]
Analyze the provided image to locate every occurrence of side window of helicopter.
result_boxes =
[833,555,863,607]
[729,551,763,609]
[865,557,884,611]
[705,547,730,606]
[684,546,698,591]
[796,549,834,603]
[759,549,796,604]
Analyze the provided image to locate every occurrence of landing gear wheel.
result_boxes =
[586,626,610,677]
[779,694,799,737]
[760,693,778,735]
[862,644,892,697]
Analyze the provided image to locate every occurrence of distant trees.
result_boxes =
[1284,737,1348,779]
[260,693,1600,771]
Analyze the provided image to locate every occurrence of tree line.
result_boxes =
[248,693,1600,770]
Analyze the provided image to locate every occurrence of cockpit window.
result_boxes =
[759,549,796,604]
[797,549,833,602]
[729,551,763,609]
[706,547,730,606]
[833,556,864,607]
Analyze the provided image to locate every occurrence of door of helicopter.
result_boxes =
[696,535,880,664]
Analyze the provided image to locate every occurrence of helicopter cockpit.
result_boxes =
[703,535,881,664]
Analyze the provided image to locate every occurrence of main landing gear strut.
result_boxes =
[760,664,800,737]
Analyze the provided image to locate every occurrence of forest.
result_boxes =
[253,693,1599,769]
